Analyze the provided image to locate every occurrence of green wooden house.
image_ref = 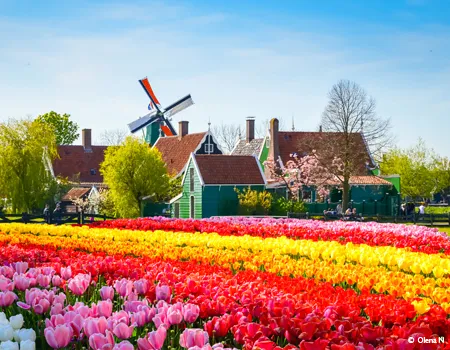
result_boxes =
[170,154,266,218]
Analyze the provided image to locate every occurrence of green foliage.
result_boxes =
[100,136,170,218]
[381,139,450,199]
[424,206,450,214]
[235,188,272,215]
[0,119,59,213]
[36,111,79,145]
[270,195,306,215]
[164,176,183,202]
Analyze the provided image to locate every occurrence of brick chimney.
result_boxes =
[268,118,280,164]
[178,121,189,139]
[246,117,255,143]
[82,129,92,152]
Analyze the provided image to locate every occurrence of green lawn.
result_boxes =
[438,227,450,235]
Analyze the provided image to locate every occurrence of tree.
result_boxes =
[100,136,170,218]
[265,153,337,201]
[212,123,241,154]
[0,119,58,212]
[304,80,393,210]
[235,188,272,215]
[36,111,79,145]
[98,129,128,146]
[380,139,449,200]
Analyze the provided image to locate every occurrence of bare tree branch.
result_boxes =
[212,123,242,154]
[97,129,128,146]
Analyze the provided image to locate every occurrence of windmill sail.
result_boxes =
[164,95,194,119]
[128,112,158,134]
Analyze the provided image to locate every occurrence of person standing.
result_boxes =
[53,203,62,225]
[43,204,50,224]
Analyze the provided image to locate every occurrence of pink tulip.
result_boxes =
[167,305,183,325]
[131,310,147,327]
[155,285,171,302]
[14,262,28,274]
[60,266,72,280]
[0,277,14,292]
[97,300,113,318]
[64,311,84,338]
[113,323,134,340]
[137,325,167,350]
[134,279,150,295]
[52,275,62,287]
[114,279,133,298]
[183,304,200,324]
[84,317,108,338]
[0,266,14,279]
[0,291,16,307]
[37,274,51,288]
[42,266,55,276]
[13,275,30,291]
[99,286,114,301]
[89,330,115,350]
[153,312,169,329]
[68,274,90,296]
[50,303,64,316]
[44,324,73,349]
[179,329,209,349]
[45,314,65,329]
[124,300,149,313]
[113,341,134,350]
[33,298,51,314]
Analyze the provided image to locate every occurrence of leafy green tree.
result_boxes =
[100,136,170,218]
[36,111,79,145]
[0,119,58,213]
[380,139,447,199]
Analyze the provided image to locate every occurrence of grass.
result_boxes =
[438,227,450,235]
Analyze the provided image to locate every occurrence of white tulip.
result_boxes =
[19,340,35,350]
[0,313,8,325]
[8,316,23,331]
[0,324,14,341]
[0,340,19,350]
[12,329,35,343]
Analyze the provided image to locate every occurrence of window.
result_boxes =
[205,143,214,154]
[190,168,194,192]
[174,203,180,218]
[190,196,195,218]
[265,137,270,148]
[90,169,96,175]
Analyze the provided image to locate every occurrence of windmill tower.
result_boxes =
[127,77,194,145]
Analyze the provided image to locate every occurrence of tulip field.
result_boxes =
[0,218,449,349]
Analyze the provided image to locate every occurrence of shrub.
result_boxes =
[270,195,306,216]
[236,188,272,215]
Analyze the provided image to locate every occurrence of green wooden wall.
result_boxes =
[259,137,269,167]
[176,159,203,219]
[202,185,265,217]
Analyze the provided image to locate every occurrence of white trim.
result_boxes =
[193,130,225,155]
[191,153,205,186]
[152,135,161,148]
[169,193,182,204]
[254,154,267,185]
[258,135,268,159]
[181,153,205,187]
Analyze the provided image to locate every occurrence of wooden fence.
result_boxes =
[0,213,114,225]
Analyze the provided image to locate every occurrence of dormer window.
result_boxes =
[90,169,96,175]
[265,138,270,148]
[205,144,214,154]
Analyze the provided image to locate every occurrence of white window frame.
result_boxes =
[205,143,214,154]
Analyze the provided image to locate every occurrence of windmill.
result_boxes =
[127,77,194,145]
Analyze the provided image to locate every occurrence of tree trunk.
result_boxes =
[342,178,350,212]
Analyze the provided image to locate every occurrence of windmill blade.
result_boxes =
[127,111,159,133]
[139,78,162,112]
[163,94,194,119]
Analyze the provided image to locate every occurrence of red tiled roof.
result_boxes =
[154,133,206,175]
[194,155,265,185]
[277,132,374,175]
[53,146,107,183]
[61,187,91,201]
[349,176,392,186]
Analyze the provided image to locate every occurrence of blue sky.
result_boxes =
[1,0,449,156]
